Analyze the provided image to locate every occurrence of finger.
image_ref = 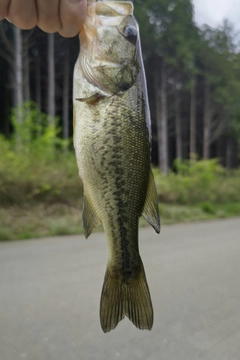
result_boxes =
[0,0,10,21]
[7,0,37,29]
[36,0,61,33]
[59,0,87,38]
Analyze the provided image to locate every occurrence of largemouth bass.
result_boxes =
[73,0,160,332]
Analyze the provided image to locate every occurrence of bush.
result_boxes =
[1,104,240,212]
[1,107,240,240]
[0,102,82,207]
[153,159,240,205]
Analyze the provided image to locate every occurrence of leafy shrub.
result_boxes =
[154,159,240,205]
[0,102,82,206]
[1,103,240,211]
[200,201,215,214]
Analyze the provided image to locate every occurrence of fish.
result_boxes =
[73,0,160,332]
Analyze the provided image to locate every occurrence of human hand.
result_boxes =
[0,0,87,37]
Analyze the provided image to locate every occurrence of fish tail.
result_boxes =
[100,260,153,332]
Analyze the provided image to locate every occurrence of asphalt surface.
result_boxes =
[0,217,240,360]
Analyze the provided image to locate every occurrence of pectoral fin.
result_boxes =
[76,93,104,104]
[74,77,111,104]
[82,194,101,238]
[142,170,160,234]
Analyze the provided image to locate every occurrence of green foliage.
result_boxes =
[134,0,198,71]
[200,202,215,214]
[153,159,240,205]
[231,111,240,148]
[1,102,240,240]
[0,102,82,207]
[10,101,69,156]
[197,21,240,143]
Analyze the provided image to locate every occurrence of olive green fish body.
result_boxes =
[73,0,160,332]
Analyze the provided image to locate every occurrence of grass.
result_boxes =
[1,202,240,241]
[0,203,83,241]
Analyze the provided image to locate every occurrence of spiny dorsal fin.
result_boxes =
[82,194,101,238]
[142,170,160,234]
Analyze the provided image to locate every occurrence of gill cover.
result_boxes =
[78,0,139,96]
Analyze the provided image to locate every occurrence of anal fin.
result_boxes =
[82,194,101,238]
[142,169,160,234]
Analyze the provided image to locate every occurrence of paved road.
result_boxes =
[0,218,240,360]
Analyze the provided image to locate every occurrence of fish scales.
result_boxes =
[73,0,160,332]
[77,88,149,265]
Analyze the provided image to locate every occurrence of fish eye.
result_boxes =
[123,26,137,45]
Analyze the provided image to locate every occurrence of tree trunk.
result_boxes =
[35,58,41,110]
[190,77,196,157]
[203,79,211,159]
[238,140,240,167]
[14,26,23,122]
[226,137,233,171]
[4,88,10,137]
[47,33,55,125]
[158,60,168,174]
[63,46,69,140]
[174,84,182,161]
[23,33,30,103]
[35,57,42,135]
[155,81,161,164]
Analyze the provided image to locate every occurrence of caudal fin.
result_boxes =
[100,261,153,332]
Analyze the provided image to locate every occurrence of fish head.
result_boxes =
[79,0,140,94]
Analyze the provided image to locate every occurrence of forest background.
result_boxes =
[0,0,240,240]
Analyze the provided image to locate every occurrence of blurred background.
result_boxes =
[0,0,240,240]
